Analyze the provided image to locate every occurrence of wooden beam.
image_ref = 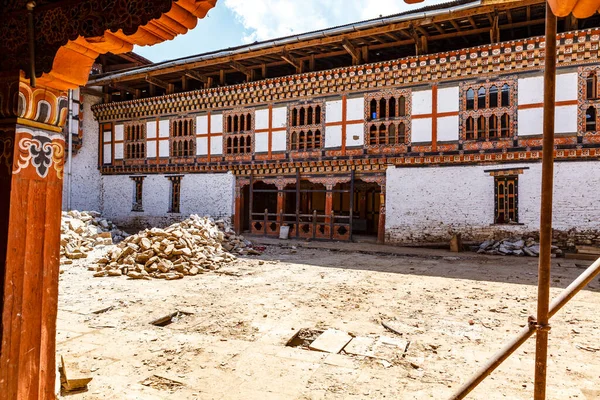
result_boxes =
[184,70,208,83]
[281,50,303,73]
[110,83,141,99]
[433,23,446,35]
[105,62,141,72]
[309,55,315,71]
[416,26,430,38]
[341,38,361,64]
[468,16,478,29]
[219,69,225,85]
[230,61,253,80]
[207,76,213,89]
[181,75,189,91]
[145,75,170,90]
[80,86,105,98]
[361,46,369,64]
[261,64,267,79]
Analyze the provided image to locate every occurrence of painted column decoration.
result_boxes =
[0,73,67,399]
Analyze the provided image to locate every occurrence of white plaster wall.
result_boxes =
[555,105,577,133]
[437,86,459,113]
[197,137,208,155]
[325,125,342,148]
[272,106,287,129]
[114,124,124,141]
[196,115,208,134]
[412,118,432,142]
[63,93,103,212]
[437,115,459,142]
[272,131,287,152]
[385,161,600,243]
[412,90,432,115]
[519,106,577,136]
[326,99,343,122]
[518,76,544,105]
[158,119,169,138]
[101,173,234,229]
[556,72,578,102]
[255,132,269,153]
[255,108,269,130]
[211,113,223,133]
[210,135,223,155]
[346,123,364,147]
[518,108,543,136]
[346,97,364,120]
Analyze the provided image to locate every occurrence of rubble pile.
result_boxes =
[61,211,128,260]
[92,215,254,280]
[476,237,563,257]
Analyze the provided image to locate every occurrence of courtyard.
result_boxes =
[57,241,600,399]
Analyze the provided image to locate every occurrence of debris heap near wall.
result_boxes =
[92,215,254,280]
[61,211,129,260]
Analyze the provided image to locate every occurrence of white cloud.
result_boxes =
[223,0,447,43]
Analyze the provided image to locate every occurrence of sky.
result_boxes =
[134,0,449,63]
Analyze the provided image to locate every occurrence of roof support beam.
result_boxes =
[342,38,362,65]
[145,75,170,90]
[230,61,253,81]
[281,50,303,73]
[490,12,500,44]
[184,69,208,83]
[110,82,141,99]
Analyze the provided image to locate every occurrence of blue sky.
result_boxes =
[135,0,448,63]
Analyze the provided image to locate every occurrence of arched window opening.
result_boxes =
[586,106,597,132]
[299,131,306,151]
[399,96,406,116]
[227,137,232,154]
[227,116,232,133]
[239,114,245,132]
[369,125,378,145]
[233,115,239,132]
[307,130,313,149]
[379,98,387,119]
[466,88,475,110]
[489,85,498,108]
[489,115,498,139]
[477,115,487,140]
[587,73,597,100]
[315,106,321,124]
[370,99,378,120]
[500,114,510,137]
[314,130,321,147]
[378,123,386,145]
[398,122,406,143]
[247,114,252,131]
[292,108,298,126]
[388,123,396,145]
[299,108,306,126]
[307,107,313,125]
[477,87,486,109]
[466,117,475,140]
[389,97,397,118]
[501,84,510,107]
[233,137,239,154]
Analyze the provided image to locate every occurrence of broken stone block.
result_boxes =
[309,329,353,354]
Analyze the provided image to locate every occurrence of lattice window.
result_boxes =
[581,68,600,133]
[168,175,182,213]
[124,123,146,160]
[494,176,518,224]
[289,103,324,151]
[131,176,145,212]
[366,90,411,147]
[170,118,195,158]
[461,80,516,141]
[224,110,254,155]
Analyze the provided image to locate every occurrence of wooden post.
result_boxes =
[0,74,65,399]
[324,185,333,237]
[234,182,242,234]
[377,192,386,244]
[277,188,284,233]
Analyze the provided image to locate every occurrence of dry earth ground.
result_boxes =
[57,243,600,399]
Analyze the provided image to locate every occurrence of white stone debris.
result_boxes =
[476,237,562,257]
[61,210,129,261]
[90,215,254,280]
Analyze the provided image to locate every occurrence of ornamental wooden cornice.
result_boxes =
[92,28,600,122]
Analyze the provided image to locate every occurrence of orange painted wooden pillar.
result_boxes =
[234,184,243,234]
[0,73,67,399]
[276,190,285,231]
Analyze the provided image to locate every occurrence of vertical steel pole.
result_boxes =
[534,4,557,399]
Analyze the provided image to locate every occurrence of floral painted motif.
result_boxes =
[13,133,64,179]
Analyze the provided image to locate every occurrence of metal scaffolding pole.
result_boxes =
[534,4,557,399]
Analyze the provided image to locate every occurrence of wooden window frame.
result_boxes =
[224,109,255,155]
[131,176,145,212]
[167,175,183,214]
[288,102,324,152]
[494,175,518,224]
[170,117,196,159]
[365,89,411,149]
[124,122,146,162]
[100,122,113,166]
[580,67,600,135]
[460,79,516,142]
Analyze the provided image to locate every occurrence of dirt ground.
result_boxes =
[56,240,600,400]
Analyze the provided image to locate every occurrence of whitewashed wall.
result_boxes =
[385,161,600,243]
[101,172,235,229]
[62,93,103,212]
